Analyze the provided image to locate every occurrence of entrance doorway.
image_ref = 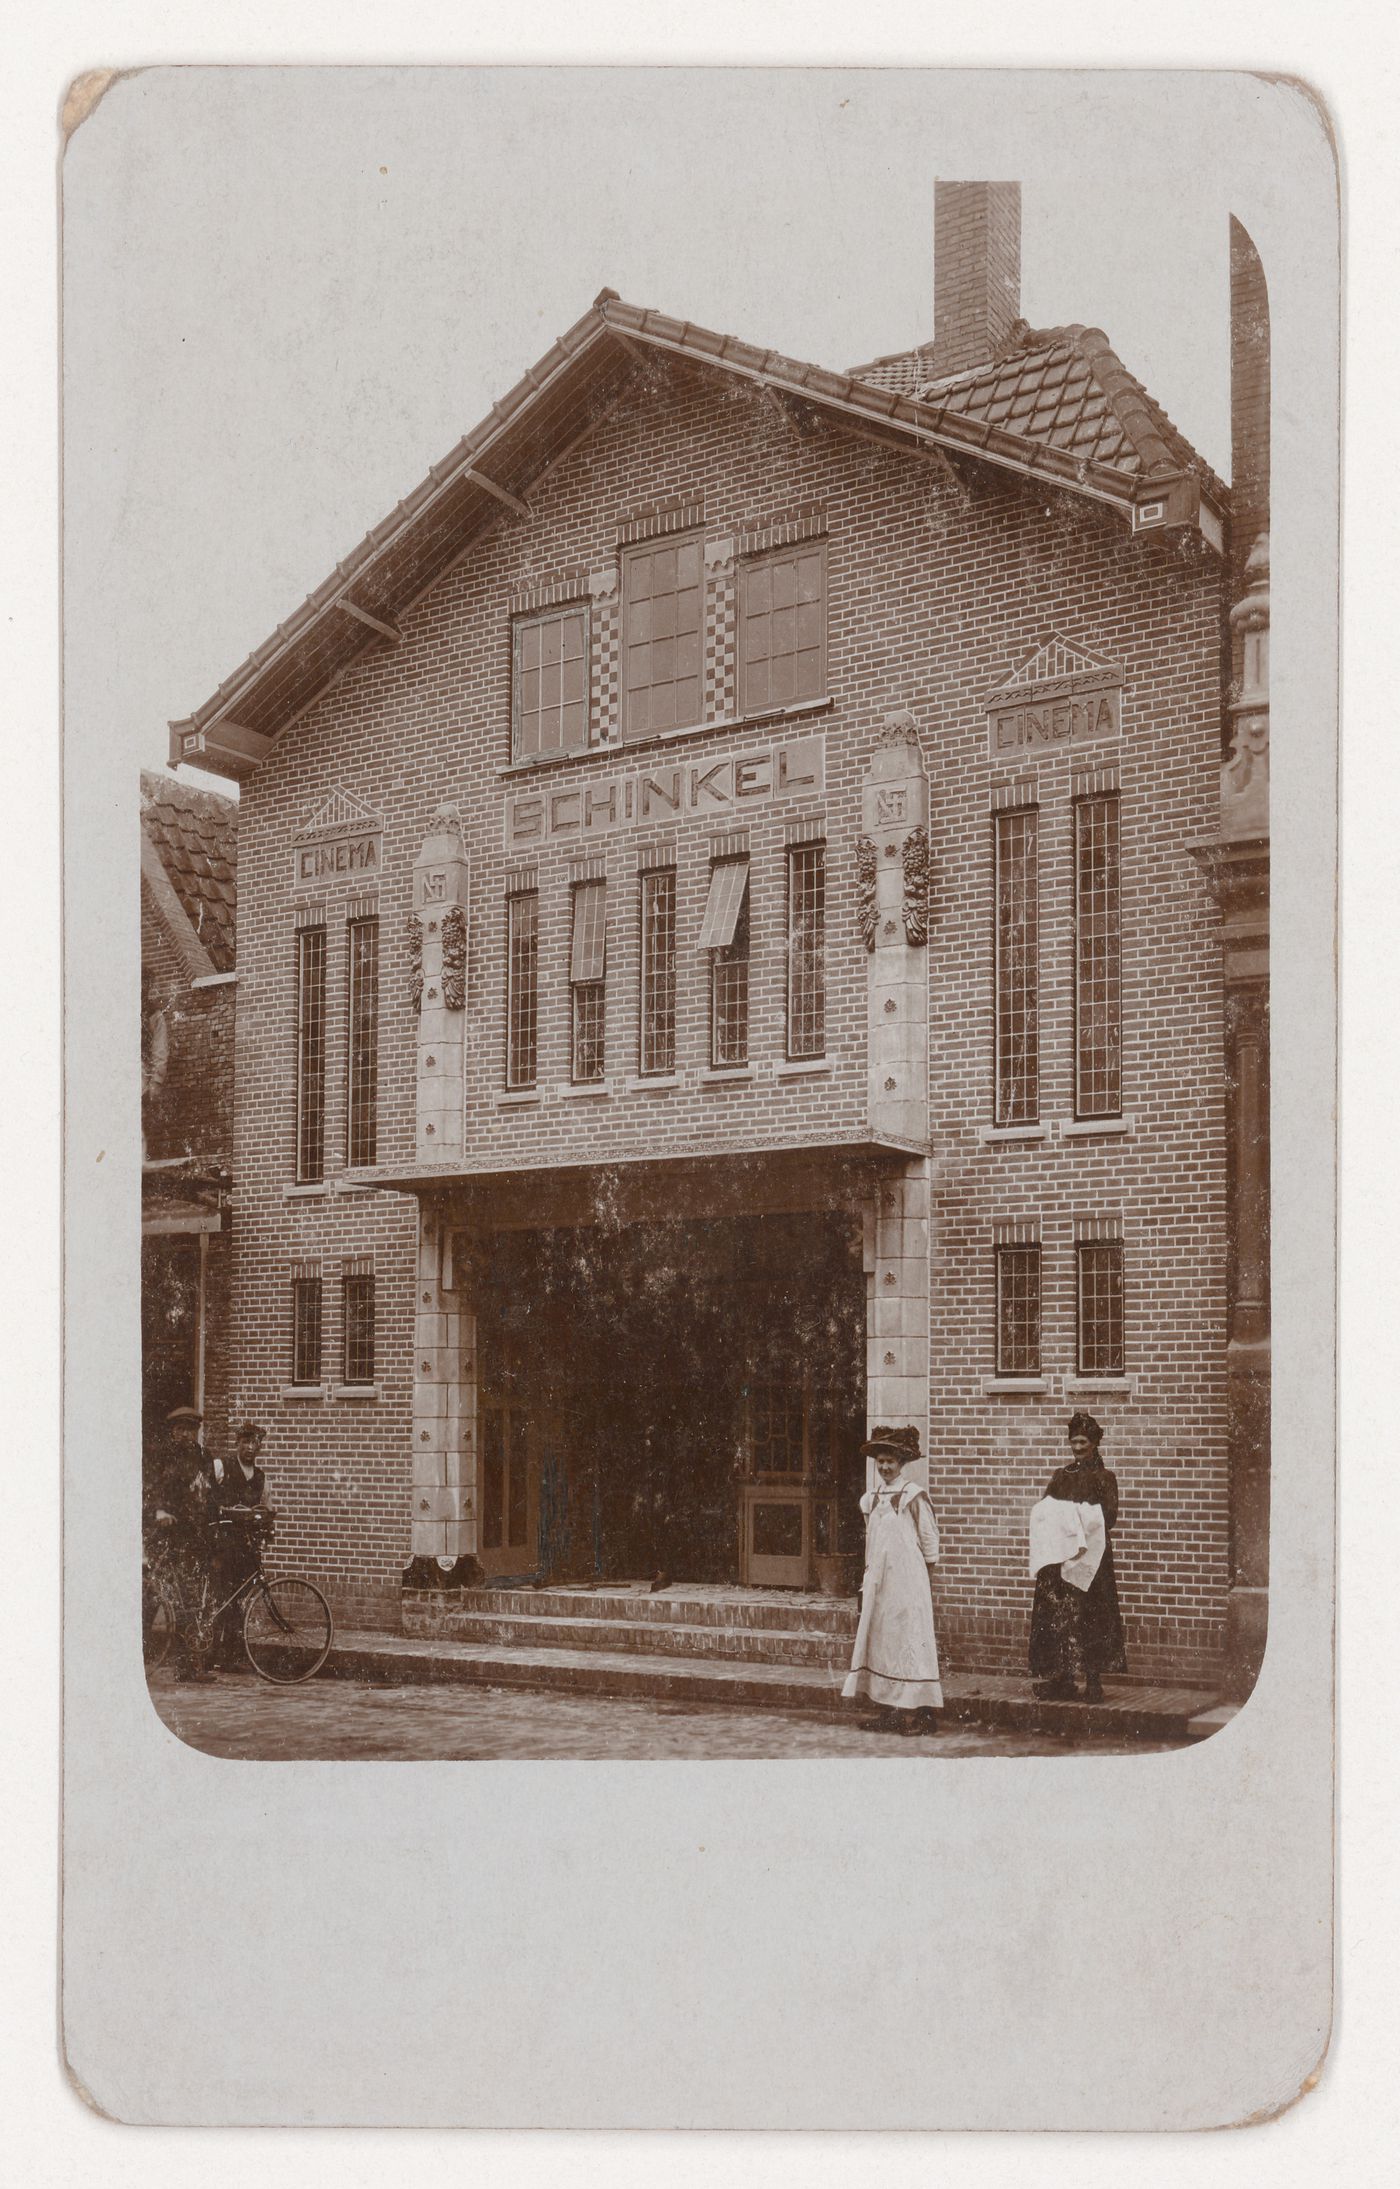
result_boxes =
[471,1211,866,1588]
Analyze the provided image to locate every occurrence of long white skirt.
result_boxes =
[842,1499,943,1710]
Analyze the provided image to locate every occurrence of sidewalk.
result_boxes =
[323,1626,1232,1746]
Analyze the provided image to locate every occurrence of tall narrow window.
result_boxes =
[623,539,702,741]
[513,605,589,761]
[994,809,1039,1125]
[1076,1241,1125,1375]
[701,858,750,1068]
[570,880,607,1084]
[995,1245,1042,1376]
[739,543,827,715]
[342,1271,376,1387]
[291,1276,323,1387]
[639,868,677,1075]
[1075,793,1122,1118]
[295,924,327,1183]
[506,891,539,1090]
[786,842,826,1060]
[345,914,379,1166]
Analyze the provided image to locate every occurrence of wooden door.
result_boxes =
[477,1401,539,1579]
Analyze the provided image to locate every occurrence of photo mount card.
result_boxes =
[62,64,1336,2129]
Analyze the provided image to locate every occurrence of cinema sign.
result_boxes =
[984,634,1124,762]
[291,787,384,894]
[505,734,826,850]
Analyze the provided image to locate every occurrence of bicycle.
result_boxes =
[143,1508,334,1685]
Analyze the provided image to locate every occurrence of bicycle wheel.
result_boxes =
[143,1575,178,1671]
[242,1576,334,1684]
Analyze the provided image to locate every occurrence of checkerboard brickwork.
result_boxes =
[703,537,737,720]
[226,355,1233,1680]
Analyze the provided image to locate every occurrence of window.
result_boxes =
[342,1272,376,1387]
[506,891,539,1089]
[513,606,589,761]
[622,539,702,740]
[994,808,1039,1125]
[569,880,607,1084]
[739,544,826,715]
[345,915,379,1166]
[1074,792,1122,1118]
[995,1245,1041,1376]
[786,842,826,1059]
[291,1276,323,1386]
[295,925,327,1183]
[701,859,750,1068]
[639,868,677,1075]
[1077,1241,1125,1375]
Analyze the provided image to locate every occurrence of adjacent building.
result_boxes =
[168,183,1266,1688]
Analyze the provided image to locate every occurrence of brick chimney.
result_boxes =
[930,181,1022,382]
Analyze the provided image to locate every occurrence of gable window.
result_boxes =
[513,606,589,762]
[995,1244,1041,1376]
[1077,1240,1125,1375]
[342,1270,376,1387]
[786,842,826,1060]
[739,544,826,716]
[294,923,327,1183]
[506,891,540,1090]
[291,1274,323,1387]
[622,539,702,741]
[1074,792,1122,1118]
[699,858,750,1068]
[639,867,678,1075]
[569,880,607,1084]
[994,807,1039,1126]
[345,914,379,1167]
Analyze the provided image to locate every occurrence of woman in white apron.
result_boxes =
[842,1426,943,1734]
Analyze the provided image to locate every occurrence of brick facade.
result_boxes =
[223,351,1230,1678]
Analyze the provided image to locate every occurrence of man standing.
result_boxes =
[211,1421,268,1666]
[142,1404,219,1681]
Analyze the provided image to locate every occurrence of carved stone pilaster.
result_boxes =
[413,807,469,1167]
[862,713,930,1151]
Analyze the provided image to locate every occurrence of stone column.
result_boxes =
[412,807,469,1167]
[404,1201,480,1590]
[859,713,932,1483]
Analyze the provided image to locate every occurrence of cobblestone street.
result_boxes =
[149,1668,1183,1760]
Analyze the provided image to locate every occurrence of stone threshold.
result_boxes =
[323,1628,1224,1743]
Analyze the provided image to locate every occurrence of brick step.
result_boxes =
[403,1584,860,1638]
[326,1629,1216,1741]
[399,1607,852,1668]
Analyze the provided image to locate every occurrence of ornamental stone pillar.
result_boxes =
[859,713,932,1485]
[412,806,469,1166]
[404,1202,480,1590]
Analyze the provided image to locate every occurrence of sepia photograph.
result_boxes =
[61,60,1336,2129]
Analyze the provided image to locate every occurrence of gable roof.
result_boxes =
[140,769,238,972]
[849,320,1226,502]
[171,293,1227,783]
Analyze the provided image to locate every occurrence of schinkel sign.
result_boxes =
[505,733,826,850]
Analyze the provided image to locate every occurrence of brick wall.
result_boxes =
[228,352,1229,1674]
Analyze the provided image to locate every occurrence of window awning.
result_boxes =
[697,859,749,950]
[570,882,607,983]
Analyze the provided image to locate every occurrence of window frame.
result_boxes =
[341,1270,376,1388]
[290,1275,323,1388]
[505,889,540,1091]
[1073,790,1123,1121]
[994,1243,1042,1377]
[511,602,592,765]
[294,923,328,1184]
[785,840,827,1062]
[569,878,608,1085]
[1076,1239,1126,1377]
[620,535,705,745]
[737,538,828,719]
[345,913,380,1168]
[708,859,751,1070]
[993,805,1040,1127]
[638,866,678,1076]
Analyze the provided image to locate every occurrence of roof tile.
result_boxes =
[140,770,238,971]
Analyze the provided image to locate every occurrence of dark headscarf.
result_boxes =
[1047,1414,1117,1520]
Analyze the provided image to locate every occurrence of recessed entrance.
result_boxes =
[471,1210,867,1588]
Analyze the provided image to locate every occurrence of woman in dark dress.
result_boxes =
[1028,1412,1127,1703]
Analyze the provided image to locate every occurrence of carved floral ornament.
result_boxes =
[855,825,930,950]
[407,906,467,1014]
